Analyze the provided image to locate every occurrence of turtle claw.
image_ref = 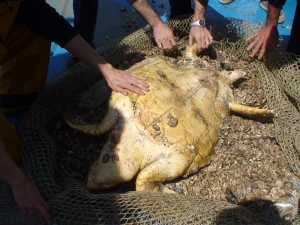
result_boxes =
[80,79,112,108]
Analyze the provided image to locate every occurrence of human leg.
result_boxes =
[0,24,50,113]
[286,0,300,54]
[73,0,98,44]
[67,0,98,67]
[169,0,193,19]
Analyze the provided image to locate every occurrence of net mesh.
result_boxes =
[0,16,299,224]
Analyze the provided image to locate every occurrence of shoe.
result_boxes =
[219,0,234,4]
[259,0,285,24]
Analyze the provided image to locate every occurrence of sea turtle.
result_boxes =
[64,44,273,193]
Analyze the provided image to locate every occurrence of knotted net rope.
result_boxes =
[0,16,299,224]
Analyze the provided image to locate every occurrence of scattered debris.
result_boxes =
[120,6,127,12]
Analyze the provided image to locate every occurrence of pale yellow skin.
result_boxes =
[65,44,273,193]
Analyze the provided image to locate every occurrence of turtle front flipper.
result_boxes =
[64,106,119,136]
[80,79,112,108]
[229,101,274,119]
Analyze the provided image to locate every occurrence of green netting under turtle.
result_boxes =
[1,16,300,224]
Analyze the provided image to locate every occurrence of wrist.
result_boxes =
[265,18,278,27]
[98,63,113,79]
[149,18,164,29]
[10,175,28,189]
[190,19,206,27]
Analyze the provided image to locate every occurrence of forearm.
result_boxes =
[63,35,113,78]
[0,140,27,188]
[266,3,281,27]
[193,0,208,20]
[268,0,286,9]
[130,0,163,28]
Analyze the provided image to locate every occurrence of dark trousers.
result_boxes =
[286,0,300,54]
[169,0,193,19]
[73,0,98,45]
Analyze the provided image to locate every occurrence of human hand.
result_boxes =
[246,24,278,59]
[153,22,177,52]
[189,26,213,53]
[12,179,51,222]
[103,66,149,96]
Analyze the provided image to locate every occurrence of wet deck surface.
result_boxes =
[46,0,296,78]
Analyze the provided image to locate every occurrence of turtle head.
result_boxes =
[183,43,200,60]
[219,70,247,83]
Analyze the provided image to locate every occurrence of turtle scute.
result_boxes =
[64,43,273,193]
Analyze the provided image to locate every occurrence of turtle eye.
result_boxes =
[102,154,110,163]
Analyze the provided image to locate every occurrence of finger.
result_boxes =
[41,201,51,211]
[189,34,194,47]
[131,73,147,81]
[170,39,178,50]
[258,44,267,59]
[157,42,163,49]
[197,40,205,53]
[130,77,149,91]
[246,33,258,42]
[205,40,210,47]
[251,42,263,58]
[162,41,174,52]
[247,39,258,52]
[115,87,128,96]
[197,46,204,54]
[125,84,145,95]
[129,76,149,90]
[131,80,149,92]
[37,203,52,222]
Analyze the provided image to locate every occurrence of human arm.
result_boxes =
[246,3,281,59]
[0,140,51,222]
[64,34,149,96]
[189,0,213,53]
[15,0,149,96]
[129,0,177,51]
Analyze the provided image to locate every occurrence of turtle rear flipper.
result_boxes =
[229,101,274,119]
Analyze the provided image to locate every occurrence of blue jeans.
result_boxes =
[73,0,98,45]
[169,0,193,19]
[286,0,300,54]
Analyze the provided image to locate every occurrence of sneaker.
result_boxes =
[259,0,285,24]
[219,0,234,4]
